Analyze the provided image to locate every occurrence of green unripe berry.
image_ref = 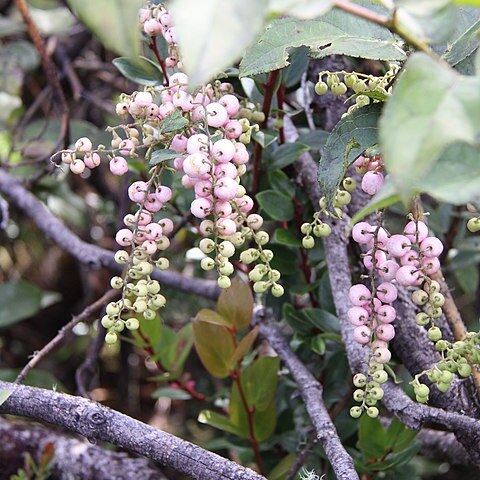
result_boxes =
[249,268,265,283]
[458,363,472,378]
[218,261,234,276]
[240,248,259,264]
[201,257,215,271]
[253,281,269,294]
[353,80,366,93]
[425,280,441,294]
[467,217,480,233]
[416,312,430,326]
[372,370,388,384]
[101,315,115,329]
[150,294,166,308]
[135,261,153,276]
[260,249,274,262]
[105,331,118,344]
[415,384,430,397]
[147,280,160,294]
[368,363,384,374]
[430,292,445,308]
[114,250,129,264]
[251,111,266,123]
[437,381,451,393]
[412,289,428,306]
[156,258,169,270]
[353,389,365,402]
[353,373,367,387]
[313,223,332,238]
[133,284,148,297]
[255,231,269,246]
[428,326,442,342]
[344,73,357,89]
[133,298,148,313]
[440,370,453,383]
[435,340,449,352]
[356,95,370,106]
[314,81,328,95]
[112,321,125,333]
[416,394,428,404]
[300,223,312,235]
[219,241,235,258]
[143,309,156,321]
[271,284,284,297]
[106,302,120,316]
[370,387,384,400]
[218,276,231,289]
[334,190,352,207]
[331,82,347,96]
[302,236,315,249]
[128,269,142,280]
[240,132,251,144]
[238,109,252,122]
[270,269,281,282]
[199,238,215,254]
[319,197,327,210]
[342,177,357,192]
[125,318,140,330]
[110,276,124,289]
[350,406,363,418]
[366,406,379,418]
[326,74,339,87]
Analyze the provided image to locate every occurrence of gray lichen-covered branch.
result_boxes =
[0,381,265,480]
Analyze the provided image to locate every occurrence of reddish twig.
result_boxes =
[148,37,169,85]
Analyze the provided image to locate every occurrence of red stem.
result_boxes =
[251,70,280,197]
[148,37,169,85]
[276,82,285,145]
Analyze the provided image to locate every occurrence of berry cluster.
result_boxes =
[314,64,400,115]
[61,137,101,175]
[352,151,385,197]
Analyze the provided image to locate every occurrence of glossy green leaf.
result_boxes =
[160,109,188,134]
[358,414,386,459]
[319,104,381,209]
[0,389,11,406]
[283,303,313,335]
[217,278,253,330]
[268,170,295,196]
[149,149,182,167]
[198,410,244,436]
[256,190,294,221]
[302,308,340,333]
[0,369,66,391]
[268,142,309,170]
[274,228,302,247]
[150,325,178,371]
[196,308,232,327]
[0,282,42,328]
[193,318,235,378]
[240,11,406,77]
[171,0,269,86]
[66,0,143,57]
[231,327,259,366]
[380,52,480,202]
[113,57,163,86]
[385,419,419,452]
[152,387,191,400]
[170,323,194,377]
[268,452,296,480]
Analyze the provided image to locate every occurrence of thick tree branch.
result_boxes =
[0,417,168,479]
[0,168,219,300]
[0,381,265,480]
[253,308,359,480]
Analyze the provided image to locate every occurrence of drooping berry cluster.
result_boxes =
[353,151,385,197]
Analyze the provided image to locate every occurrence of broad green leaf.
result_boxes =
[149,149,182,167]
[196,308,232,327]
[455,264,479,294]
[358,414,386,459]
[252,130,278,148]
[268,452,296,480]
[395,0,457,45]
[380,52,480,202]
[170,0,269,86]
[0,282,42,328]
[66,0,142,57]
[2,40,40,72]
[319,104,381,209]
[302,308,340,333]
[363,441,422,471]
[240,12,406,77]
[256,190,294,221]
[283,303,313,335]
[113,57,163,86]
[385,419,419,452]
[231,327,259,366]
[268,170,295,197]
[152,387,192,400]
[150,325,178,371]
[193,318,235,378]
[217,278,253,330]
[170,323,194,376]
[198,410,245,436]
[0,389,11,406]
[274,228,302,247]
[268,142,309,170]
[160,109,188,133]
[351,180,401,224]
[443,11,480,66]
[268,0,332,19]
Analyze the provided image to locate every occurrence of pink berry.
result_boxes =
[145,223,163,241]
[232,143,249,165]
[190,197,212,218]
[183,153,211,178]
[420,237,443,258]
[156,186,172,203]
[119,139,135,156]
[395,265,420,286]
[159,102,175,118]
[75,137,92,152]
[144,18,163,36]
[236,195,254,213]
[158,218,174,235]
[363,249,387,271]
[172,90,194,111]
[135,91,153,108]
[225,120,242,139]
[206,103,228,128]
[361,171,384,196]
[215,162,237,179]
[352,222,373,244]
[142,240,158,255]
[404,220,428,243]
[219,94,240,117]
[171,134,188,153]
[376,304,396,323]
[349,284,371,306]
[212,139,235,163]
[216,218,237,236]
[347,306,370,326]
[400,250,419,266]
[373,346,392,363]
[199,220,214,236]
[109,156,128,176]
[376,324,395,342]
[353,325,371,345]
[378,260,400,282]
[376,282,398,303]
[214,201,233,217]
[421,256,440,275]
[164,27,177,44]
[116,228,133,246]
[84,152,100,169]
[187,134,210,154]
[144,194,163,213]
[128,181,148,203]
[214,177,238,201]
[386,234,411,257]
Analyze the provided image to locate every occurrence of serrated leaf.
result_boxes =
[0,282,42,328]
[193,318,235,378]
[198,410,245,436]
[380,52,480,203]
[240,11,405,77]
[256,190,294,221]
[231,327,259,366]
[160,109,188,134]
[217,278,253,331]
[171,0,268,86]
[149,149,182,167]
[319,104,381,209]
[113,57,163,86]
[66,0,142,57]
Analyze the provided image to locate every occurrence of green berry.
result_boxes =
[467,217,480,233]
[353,389,365,402]
[415,384,430,397]
[101,315,115,329]
[218,276,231,289]
[110,276,124,289]
[331,82,347,96]
[366,406,379,418]
[370,387,384,401]
[356,95,370,106]
[301,223,312,235]
[436,381,451,393]
[344,73,357,89]
[353,373,367,387]
[106,302,120,316]
[219,241,235,258]
[150,294,166,308]
[428,326,442,342]
[199,238,215,254]
[412,289,428,306]
[313,223,332,238]
[218,261,234,276]
[114,250,129,264]
[431,292,445,308]
[416,312,430,326]
[105,331,118,344]
[252,111,266,123]
[350,406,363,418]
[372,370,388,384]
[112,321,125,333]
[302,236,315,249]
[353,80,366,93]
[314,81,328,95]
[458,363,472,378]
[253,281,268,294]
[156,258,169,270]
[271,284,284,297]
[342,177,357,192]
[143,309,156,321]
[201,257,215,271]
[435,340,449,352]
[125,318,140,330]
[335,190,351,207]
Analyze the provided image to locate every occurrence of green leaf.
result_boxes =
[268,452,296,480]
[268,0,332,19]
[385,419,419,452]
[380,52,480,202]
[319,103,381,208]
[193,318,235,378]
[274,228,302,247]
[160,109,188,134]
[196,308,232,327]
[0,389,11,406]
[149,149,181,167]
[454,0,480,6]
[358,414,386,459]
[302,308,340,333]
[198,410,245,436]
[0,281,42,328]
[256,190,294,221]
[252,129,278,148]
[150,325,179,371]
[443,12,480,66]
[283,303,313,335]
[0,369,66,391]
[268,142,309,170]
[231,327,259,366]
[268,170,295,196]
[170,0,269,86]
[240,12,406,77]
[152,387,192,400]
[113,57,163,86]
[66,0,142,57]
[217,278,253,330]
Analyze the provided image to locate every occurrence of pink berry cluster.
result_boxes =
[61,137,101,175]
[353,153,385,197]
[139,2,180,69]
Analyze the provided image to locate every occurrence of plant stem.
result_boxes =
[148,37,169,85]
